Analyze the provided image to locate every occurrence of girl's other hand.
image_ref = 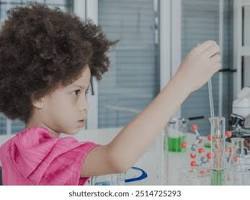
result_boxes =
[175,40,221,93]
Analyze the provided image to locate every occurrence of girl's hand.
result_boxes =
[175,40,221,93]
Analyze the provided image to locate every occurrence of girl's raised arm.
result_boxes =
[81,40,221,177]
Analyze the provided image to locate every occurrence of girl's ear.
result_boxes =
[31,94,45,109]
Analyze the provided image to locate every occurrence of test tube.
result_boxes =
[209,117,225,185]
[164,119,186,152]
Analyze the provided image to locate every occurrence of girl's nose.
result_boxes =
[78,94,89,112]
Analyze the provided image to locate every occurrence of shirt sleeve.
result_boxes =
[27,137,100,185]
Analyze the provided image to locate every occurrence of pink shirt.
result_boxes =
[0,127,99,185]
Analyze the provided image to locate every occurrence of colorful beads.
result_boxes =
[181,142,188,149]
[186,127,233,178]
[198,147,205,154]
[199,169,206,175]
[191,144,197,151]
[191,124,198,132]
[207,152,213,159]
[190,160,197,167]
[225,131,232,138]
[200,156,207,163]
[207,134,212,141]
[190,153,196,159]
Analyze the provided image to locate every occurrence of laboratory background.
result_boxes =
[0,0,250,185]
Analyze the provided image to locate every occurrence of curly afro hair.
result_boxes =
[0,3,116,123]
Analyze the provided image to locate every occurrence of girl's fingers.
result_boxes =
[195,40,217,54]
[204,45,220,58]
[211,53,222,70]
[210,53,221,63]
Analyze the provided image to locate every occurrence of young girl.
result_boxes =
[0,3,221,185]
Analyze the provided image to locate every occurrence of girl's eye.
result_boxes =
[73,88,89,96]
[74,89,81,96]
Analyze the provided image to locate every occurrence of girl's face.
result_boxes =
[31,66,91,135]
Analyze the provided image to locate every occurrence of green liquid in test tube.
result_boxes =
[211,169,224,185]
[164,119,187,153]
[209,117,225,185]
[166,135,186,152]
